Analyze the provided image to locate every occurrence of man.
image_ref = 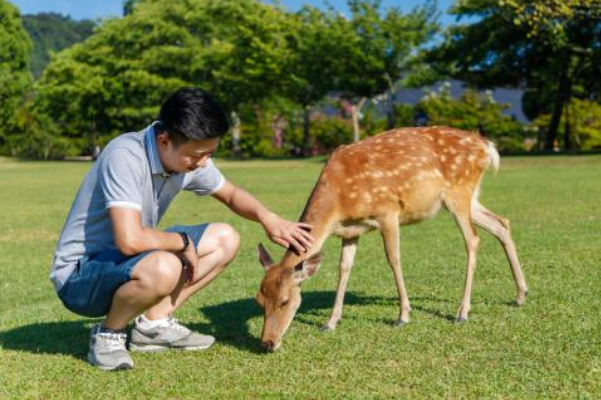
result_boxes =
[50,88,314,371]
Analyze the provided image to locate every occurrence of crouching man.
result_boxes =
[50,88,313,371]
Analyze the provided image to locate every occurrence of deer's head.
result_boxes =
[256,243,322,351]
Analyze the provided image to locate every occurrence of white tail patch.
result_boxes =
[485,140,500,173]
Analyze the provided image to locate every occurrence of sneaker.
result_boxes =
[129,316,215,352]
[87,324,134,371]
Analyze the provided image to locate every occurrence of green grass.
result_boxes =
[0,155,600,399]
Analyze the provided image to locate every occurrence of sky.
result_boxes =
[9,0,461,25]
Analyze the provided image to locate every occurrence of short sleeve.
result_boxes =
[98,147,144,211]
[183,158,225,196]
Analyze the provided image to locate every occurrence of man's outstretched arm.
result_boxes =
[212,180,314,254]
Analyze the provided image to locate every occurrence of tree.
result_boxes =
[428,0,601,151]
[22,13,95,78]
[339,0,438,142]
[282,6,353,155]
[36,0,294,156]
[0,0,31,148]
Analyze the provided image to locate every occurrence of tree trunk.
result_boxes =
[351,97,367,143]
[230,111,242,158]
[302,105,311,157]
[386,88,396,130]
[563,101,571,151]
[544,70,572,151]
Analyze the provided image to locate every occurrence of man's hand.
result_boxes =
[261,212,314,254]
[179,241,198,283]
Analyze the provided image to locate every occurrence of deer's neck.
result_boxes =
[281,176,337,267]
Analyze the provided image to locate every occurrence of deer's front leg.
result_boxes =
[379,215,411,326]
[321,237,359,332]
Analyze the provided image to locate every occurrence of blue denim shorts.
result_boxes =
[58,224,209,318]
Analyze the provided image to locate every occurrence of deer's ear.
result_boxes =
[293,253,322,282]
[257,243,274,271]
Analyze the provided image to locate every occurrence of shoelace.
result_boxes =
[98,332,127,351]
[159,317,190,334]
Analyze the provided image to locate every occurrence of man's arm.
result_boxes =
[108,208,186,256]
[211,180,314,253]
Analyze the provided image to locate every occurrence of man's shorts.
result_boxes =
[57,224,209,318]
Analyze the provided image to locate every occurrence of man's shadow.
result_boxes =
[0,319,93,359]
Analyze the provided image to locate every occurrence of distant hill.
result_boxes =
[22,13,96,79]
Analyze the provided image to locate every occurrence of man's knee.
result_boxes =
[135,251,181,296]
[206,223,240,263]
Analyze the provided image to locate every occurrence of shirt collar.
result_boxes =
[145,122,169,177]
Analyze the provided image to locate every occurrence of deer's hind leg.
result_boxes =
[471,201,528,306]
[322,237,359,332]
[444,189,480,323]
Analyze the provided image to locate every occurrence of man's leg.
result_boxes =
[102,251,183,331]
[102,223,239,329]
[145,223,240,319]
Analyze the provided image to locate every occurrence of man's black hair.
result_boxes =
[157,87,229,147]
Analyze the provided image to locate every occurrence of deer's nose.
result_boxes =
[261,340,276,351]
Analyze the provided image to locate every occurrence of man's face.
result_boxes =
[157,132,219,174]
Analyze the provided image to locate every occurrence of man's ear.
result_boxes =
[293,253,322,282]
[156,131,169,148]
[257,243,274,271]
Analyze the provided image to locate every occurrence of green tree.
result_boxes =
[22,13,95,78]
[37,0,294,156]
[534,97,601,151]
[283,6,351,156]
[0,0,31,148]
[429,0,601,151]
[340,0,437,142]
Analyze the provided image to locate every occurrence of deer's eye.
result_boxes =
[280,299,290,307]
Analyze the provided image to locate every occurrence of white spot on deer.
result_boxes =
[345,178,353,184]
[440,155,447,162]
[437,139,445,146]
[467,154,477,163]
[349,192,357,199]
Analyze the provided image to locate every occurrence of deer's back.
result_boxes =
[319,127,491,226]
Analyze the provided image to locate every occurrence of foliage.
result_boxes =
[21,13,95,78]
[416,83,527,152]
[534,98,601,150]
[429,0,601,150]
[0,0,31,149]
[4,97,77,159]
[35,0,298,155]
[311,115,354,153]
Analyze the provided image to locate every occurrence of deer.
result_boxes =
[255,126,528,351]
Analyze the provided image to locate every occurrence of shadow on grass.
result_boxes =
[0,292,466,357]
[193,291,462,352]
[0,320,94,359]
[193,291,389,353]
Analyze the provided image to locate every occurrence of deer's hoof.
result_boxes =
[320,324,335,332]
[455,317,467,324]
[394,319,409,327]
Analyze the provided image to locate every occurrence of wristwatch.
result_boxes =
[178,232,190,252]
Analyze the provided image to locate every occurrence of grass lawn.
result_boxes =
[0,154,600,399]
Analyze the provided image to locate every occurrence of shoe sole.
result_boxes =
[87,352,134,371]
[129,342,214,353]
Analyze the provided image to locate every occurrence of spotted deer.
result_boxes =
[256,126,528,351]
